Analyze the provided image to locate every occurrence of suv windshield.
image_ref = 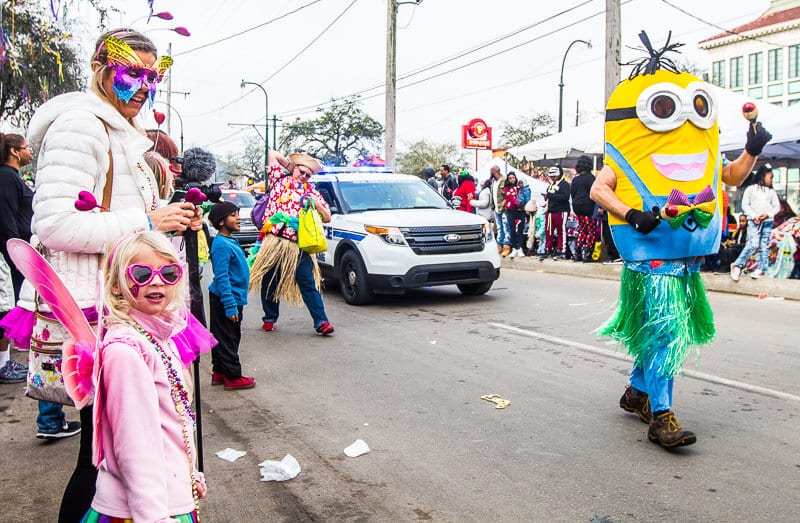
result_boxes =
[222,191,257,208]
[339,180,449,212]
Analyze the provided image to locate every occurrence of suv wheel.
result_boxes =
[457,281,493,296]
[339,250,375,305]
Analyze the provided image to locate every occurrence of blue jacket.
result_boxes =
[208,235,250,317]
[517,185,531,205]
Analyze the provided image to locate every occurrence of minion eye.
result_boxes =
[693,94,709,117]
[651,95,676,119]
[636,85,684,132]
[686,83,717,129]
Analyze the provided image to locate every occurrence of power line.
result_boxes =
[259,0,358,85]
[660,0,782,47]
[184,0,357,118]
[202,1,612,147]
[174,0,324,57]
[276,0,598,120]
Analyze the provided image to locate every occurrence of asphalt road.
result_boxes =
[2,267,799,522]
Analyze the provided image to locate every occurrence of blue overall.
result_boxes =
[606,144,720,413]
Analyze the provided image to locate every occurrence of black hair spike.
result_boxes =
[623,31,684,80]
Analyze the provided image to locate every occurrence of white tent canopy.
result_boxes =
[508,85,800,161]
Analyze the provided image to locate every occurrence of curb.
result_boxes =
[500,256,800,301]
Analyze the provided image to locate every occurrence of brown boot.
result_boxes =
[497,244,503,254]
[501,245,511,257]
[619,386,650,423]
[648,411,697,448]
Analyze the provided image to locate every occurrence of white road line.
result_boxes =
[490,322,800,404]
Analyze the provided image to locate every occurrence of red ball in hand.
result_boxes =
[742,102,758,122]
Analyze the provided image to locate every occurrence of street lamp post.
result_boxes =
[155,100,184,152]
[558,39,591,133]
[240,80,269,180]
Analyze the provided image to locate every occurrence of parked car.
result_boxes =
[206,190,259,250]
[311,168,501,305]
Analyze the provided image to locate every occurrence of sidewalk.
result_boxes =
[501,255,800,301]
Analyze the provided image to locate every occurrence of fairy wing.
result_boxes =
[6,239,97,409]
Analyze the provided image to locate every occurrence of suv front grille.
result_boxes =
[402,225,484,255]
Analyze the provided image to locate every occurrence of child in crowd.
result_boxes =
[208,201,255,390]
[89,231,205,522]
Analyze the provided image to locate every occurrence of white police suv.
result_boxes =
[312,168,500,305]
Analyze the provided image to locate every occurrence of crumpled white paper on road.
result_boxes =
[259,453,301,481]
[344,439,370,457]
[215,448,247,462]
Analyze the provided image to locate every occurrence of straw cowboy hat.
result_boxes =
[288,152,323,174]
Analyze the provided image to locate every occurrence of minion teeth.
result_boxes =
[650,151,709,182]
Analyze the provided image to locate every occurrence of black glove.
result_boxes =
[625,208,660,234]
[745,122,772,156]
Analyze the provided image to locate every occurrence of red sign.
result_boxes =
[461,118,492,150]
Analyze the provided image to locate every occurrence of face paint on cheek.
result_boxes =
[129,285,140,297]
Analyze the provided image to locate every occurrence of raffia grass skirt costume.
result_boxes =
[248,234,322,304]
[599,265,715,378]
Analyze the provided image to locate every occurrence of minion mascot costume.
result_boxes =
[590,32,772,448]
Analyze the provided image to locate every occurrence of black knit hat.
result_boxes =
[575,155,592,174]
[209,201,238,227]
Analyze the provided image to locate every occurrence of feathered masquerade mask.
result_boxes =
[102,35,173,107]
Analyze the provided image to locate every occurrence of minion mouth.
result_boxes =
[650,151,708,182]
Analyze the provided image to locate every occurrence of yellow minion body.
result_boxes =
[604,69,723,261]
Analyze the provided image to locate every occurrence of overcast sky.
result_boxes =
[96,0,771,161]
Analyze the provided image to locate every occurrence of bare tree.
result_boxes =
[279,97,383,166]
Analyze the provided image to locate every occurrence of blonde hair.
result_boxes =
[91,29,158,105]
[103,231,186,326]
[143,151,174,199]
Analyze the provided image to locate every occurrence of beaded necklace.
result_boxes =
[127,321,200,515]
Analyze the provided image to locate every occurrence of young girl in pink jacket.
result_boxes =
[83,231,206,522]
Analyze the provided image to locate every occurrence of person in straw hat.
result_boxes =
[249,150,335,335]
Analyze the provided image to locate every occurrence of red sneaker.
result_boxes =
[224,376,256,390]
[315,321,335,336]
[211,372,225,386]
[261,321,275,332]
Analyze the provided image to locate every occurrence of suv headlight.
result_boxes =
[364,225,407,246]
[482,223,494,243]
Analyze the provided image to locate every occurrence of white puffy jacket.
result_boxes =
[20,91,158,310]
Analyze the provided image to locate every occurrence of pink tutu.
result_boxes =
[172,313,216,368]
[0,306,100,350]
[0,307,35,350]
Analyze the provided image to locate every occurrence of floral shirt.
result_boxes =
[263,164,329,242]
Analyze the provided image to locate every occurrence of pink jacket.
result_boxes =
[92,309,197,522]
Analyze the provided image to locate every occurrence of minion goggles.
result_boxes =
[605,81,717,132]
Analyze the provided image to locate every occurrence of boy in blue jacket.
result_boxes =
[208,201,255,390]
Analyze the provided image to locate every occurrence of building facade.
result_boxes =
[699,1,800,216]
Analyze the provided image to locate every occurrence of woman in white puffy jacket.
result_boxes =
[11,29,202,521]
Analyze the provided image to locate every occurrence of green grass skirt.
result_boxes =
[598,266,715,378]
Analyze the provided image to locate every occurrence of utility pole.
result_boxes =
[385,1,422,170]
[605,0,621,104]
[271,116,281,150]
[385,0,397,170]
